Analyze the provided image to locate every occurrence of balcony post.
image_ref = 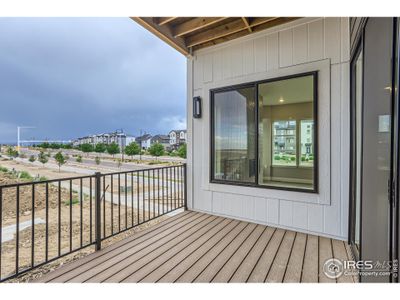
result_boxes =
[183,163,187,210]
[95,172,102,251]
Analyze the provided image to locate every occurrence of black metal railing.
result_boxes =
[0,164,186,282]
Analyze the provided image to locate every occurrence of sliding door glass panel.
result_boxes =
[258,74,315,190]
[354,50,363,252]
[361,17,392,282]
[212,86,256,183]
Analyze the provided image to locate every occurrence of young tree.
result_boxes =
[54,151,66,172]
[148,143,164,159]
[107,142,120,157]
[95,156,101,165]
[177,144,187,159]
[29,155,36,163]
[38,151,48,167]
[76,155,83,163]
[124,142,140,158]
[94,143,106,156]
[80,143,94,157]
[6,147,18,157]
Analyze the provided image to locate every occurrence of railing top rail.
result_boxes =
[100,163,185,177]
[0,164,186,189]
[0,174,96,189]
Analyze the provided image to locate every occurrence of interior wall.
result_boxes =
[187,17,350,240]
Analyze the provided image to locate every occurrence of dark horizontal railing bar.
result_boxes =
[101,164,185,177]
[0,164,187,282]
[0,175,95,189]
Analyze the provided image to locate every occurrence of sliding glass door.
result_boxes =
[350,17,397,282]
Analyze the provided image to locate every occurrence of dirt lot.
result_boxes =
[0,164,182,282]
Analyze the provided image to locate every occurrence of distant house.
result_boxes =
[135,134,152,150]
[72,130,135,151]
[150,134,170,150]
[168,130,187,149]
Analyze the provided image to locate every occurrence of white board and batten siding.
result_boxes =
[186,17,350,240]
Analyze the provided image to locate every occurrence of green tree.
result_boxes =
[94,143,106,155]
[124,142,140,158]
[80,143,94,156]
[6,147,18,157]
[38,151,48,167]
[177,144,187,159]
[39,142,50,149]
[54,151,67,172]
[76,155,83,163]
[107,142,120,157]
[95,156,101,165]
[29,155,36,163]
[148,143,164,159]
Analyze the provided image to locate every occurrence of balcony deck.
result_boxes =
[35,211,356,283]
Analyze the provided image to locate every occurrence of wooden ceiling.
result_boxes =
[132,17,300,56]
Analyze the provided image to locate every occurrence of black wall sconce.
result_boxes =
[193,96,202,118]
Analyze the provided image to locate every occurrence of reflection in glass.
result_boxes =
[258,75,315,190]
[213,87,256,183]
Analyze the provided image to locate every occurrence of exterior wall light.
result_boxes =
[193,96,202,118]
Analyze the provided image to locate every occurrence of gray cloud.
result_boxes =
[0,18,186,143]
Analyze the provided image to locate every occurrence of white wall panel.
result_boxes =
[293,24,308,64]
[279,29,293,67]
[188,17,351,240]
[267,33,279,71]
[254,36,267,73]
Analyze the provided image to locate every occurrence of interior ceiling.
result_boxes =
[259,75,314,106]
[131,17,300,56]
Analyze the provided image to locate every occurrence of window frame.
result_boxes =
[210,71,319,193]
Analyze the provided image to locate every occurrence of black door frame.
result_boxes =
[348,17,400,282]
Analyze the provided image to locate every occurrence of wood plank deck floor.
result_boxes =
[35,211,356,283]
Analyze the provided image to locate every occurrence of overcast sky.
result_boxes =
[0,18,186,144]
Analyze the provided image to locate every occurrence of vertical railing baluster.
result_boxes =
[157,168,160,217]
[80,178,83,248]
[45,182,49,261]
[118,173,121,232]
[142,170,145,222]
[0,187,2,281]
[136,172,139,225]
[16,186,19,275]
[102,176,105,239]
[95,172,101,251]
[166,167,169,212]
[69,180,72,252]
[176,166,180,207]
[174,166,177,209]
[152,169,155,218]
[170,167,173,211]
[31,184,35,267]
[162,168,165,214]
[111,175,114,235]
[147,170,150,220]
[125,173,127,229]
[131,172,134,227]
[90,177,93,243]
[58,181,61,256]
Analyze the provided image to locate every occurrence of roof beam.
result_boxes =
[131,17,189,56]
[249,17,278,27]
[241,17,252,32]
[156,17,178,26]
[186,18,247,48]
[173,17,227,37]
